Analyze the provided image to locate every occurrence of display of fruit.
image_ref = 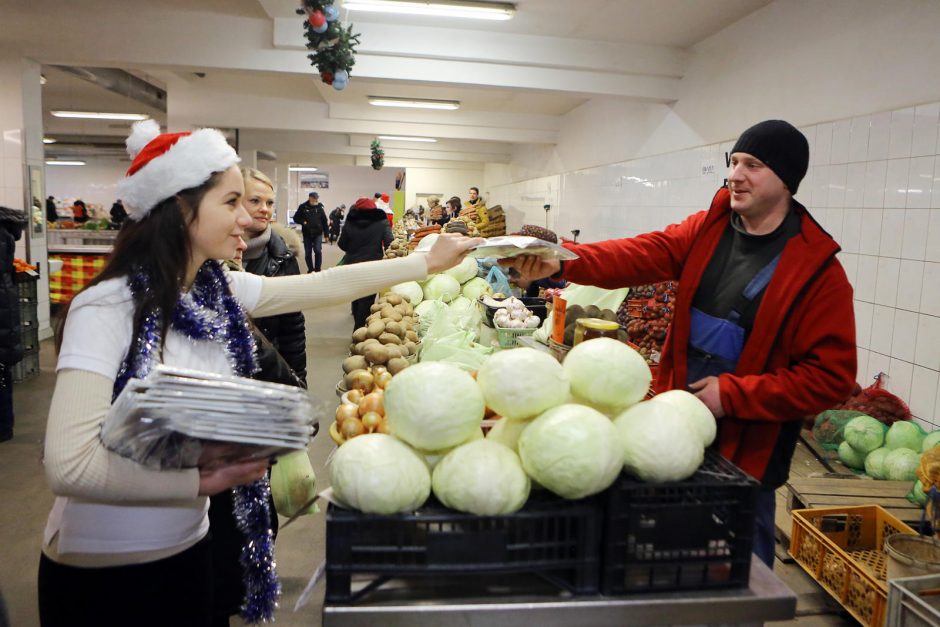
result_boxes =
[616,281,677,365]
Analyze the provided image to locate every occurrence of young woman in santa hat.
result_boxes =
[38,120,480,626]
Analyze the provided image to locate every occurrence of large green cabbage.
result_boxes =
[476,347,570,420]
[923,431,940,453]
[614,401,705,482]
[864,447,890,479]
[844,415,886,453]
[423,274,461,302]
[461,277,492,301]
[329,434,430,514]
[444,256,479,284]
[563,338,651,413]
[518,404,622,499]
[384,361,485,450]
[649,389,716,447]
[886,421,927,451]
[432,440,530,515]
[485,416,532,452]
[838,440,866,470]
[390,281,423,305]
[884,447,921,481]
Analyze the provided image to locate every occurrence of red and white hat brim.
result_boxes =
[118,128,240,221]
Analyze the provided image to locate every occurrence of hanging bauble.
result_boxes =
[321,71,334,85]
[333,69,349,83]
[324,5,339,21]
[333,78,348,91]
[312,20,329,34]
[307,11,326,28]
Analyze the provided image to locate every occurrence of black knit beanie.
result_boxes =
[731,120,809,194]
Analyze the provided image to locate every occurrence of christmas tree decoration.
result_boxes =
[298,1,360,90]
[371,139,385,171]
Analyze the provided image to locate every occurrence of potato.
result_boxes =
[352,327,369,343]
[367,312,382,324]
[367,321,385,339]
[387,357,409,375]
[401,316,414,327]
[404,341,417,355]
[343,355,368,374]
[378,332,402,345]
[384,293,403,306]
[370,303,383,313]
[381,307,403,322]
[400,302,414,316]
[363,343,390,365]
[384,321,403,338]
[385,344,403,359]
[405,330,418,343]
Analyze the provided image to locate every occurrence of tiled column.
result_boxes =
[0,48,50,337]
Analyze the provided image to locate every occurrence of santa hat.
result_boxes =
[117,119,240,221]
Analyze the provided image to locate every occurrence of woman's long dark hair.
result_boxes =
[54,173,223,353]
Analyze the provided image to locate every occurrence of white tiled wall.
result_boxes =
[490,102,940,426]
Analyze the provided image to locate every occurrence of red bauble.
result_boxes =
[321,71,334,85]
[308,11,326,28]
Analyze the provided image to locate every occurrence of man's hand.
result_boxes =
[501,254,561,283]
[688,376,726,418]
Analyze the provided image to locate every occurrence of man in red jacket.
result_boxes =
[509,120,857,568]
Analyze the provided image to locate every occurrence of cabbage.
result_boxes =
[844,415,886,453]
[485,417,532,452]
[563,338,651,413]
[909,479,928,506]
[884,447,921,481]
[432,440,530,515]
[649,389,716,447]
[614,401,705,482]
[476,347,570,420]
[384,361,485,450]
[923,431,940,453]
[423,274,461,302]
[886,421,926,451]
[418,429,483,470]
[444,256,479,284]
[518,404,622,499]
[448,296,474,314]
[390,281,423,305]
[415,299,447,336]
[837,440,866,470]
[329,434,430,514]
[461,277,492,301]
[864,447,890,479]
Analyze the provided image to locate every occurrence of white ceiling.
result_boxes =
[18,0,775,164]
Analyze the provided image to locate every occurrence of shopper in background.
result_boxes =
[328,204,345,244]
[39,119,479,626]
[70,200,89,224]
[45,196,58,224]
[292,191,328,272]
[427,195,447,226]
[109,199,128,229]
[239,167,307,385]
[507,120,856,569]
[462,186,489,230]
[0,206,27,443]
[339,197,395,330]
[445,196,462,222]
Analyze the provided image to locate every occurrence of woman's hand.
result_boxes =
[198,459,270,496]
[424,233,484,274]
[501,254,561,283]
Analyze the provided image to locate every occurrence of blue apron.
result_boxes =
[686,252,782,388]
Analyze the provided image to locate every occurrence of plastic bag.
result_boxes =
[837,373,912,426]
[418,304,494,371]
[486,265,512,297]
[811,409,868,451]
[270,449,319,517]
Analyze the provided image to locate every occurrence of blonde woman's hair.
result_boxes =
[240,167,275,193]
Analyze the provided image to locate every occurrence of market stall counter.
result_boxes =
[322,559,796,627]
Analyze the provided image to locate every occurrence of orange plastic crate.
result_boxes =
[790,505,916,627]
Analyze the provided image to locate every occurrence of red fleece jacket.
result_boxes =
[561,187,857,481]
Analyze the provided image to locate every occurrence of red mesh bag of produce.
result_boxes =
[836,372,911,426]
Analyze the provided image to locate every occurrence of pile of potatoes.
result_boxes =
[383,224,410,259]
[343,292,419,378]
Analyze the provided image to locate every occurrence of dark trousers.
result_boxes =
[352,294,376,330]
[0,366,13,439]
[303,234,323,272]
[38,536,214,627]
[752,488,776,568]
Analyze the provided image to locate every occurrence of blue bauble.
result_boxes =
[312,21,328,34]
[324,5,339,21]
[332,77,348,91]
[334,69,349,82]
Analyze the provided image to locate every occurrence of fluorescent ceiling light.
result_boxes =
[378,135,437,143]
[289,166,319,172]
[50,111,150,121]
[368,96,460,110]
[45,160,86,166]
[42,137,57,144]
[343,0,514,20]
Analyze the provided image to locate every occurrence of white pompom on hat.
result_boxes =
[117,119,240,221]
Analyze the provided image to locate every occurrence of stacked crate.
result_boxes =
[13,273,40,382]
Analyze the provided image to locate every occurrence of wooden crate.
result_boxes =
[787,477,923,527]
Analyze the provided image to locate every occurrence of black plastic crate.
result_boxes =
[479,297,548,328]
[326,491,600,603]
[18,325,39,354]
[600,450,759,595]
[12,347,39,382]
[18,300,38,329]
[15,272,38,303]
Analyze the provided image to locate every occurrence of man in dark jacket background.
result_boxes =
[339,197,394,329]
[0,206,27,442]
[293,191,328,272]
